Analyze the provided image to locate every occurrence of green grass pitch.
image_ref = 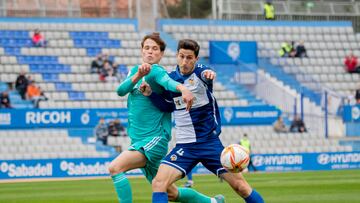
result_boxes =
[0,170,359,203]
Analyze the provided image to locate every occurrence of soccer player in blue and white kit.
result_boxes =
[141,39,265,203]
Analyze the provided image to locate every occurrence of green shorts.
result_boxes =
[128,135,169,183]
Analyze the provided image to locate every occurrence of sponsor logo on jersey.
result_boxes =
[188,78,195,86]
[170,154,177,161]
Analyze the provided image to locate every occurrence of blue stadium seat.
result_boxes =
[63,65,72,73]
[110,40,121,48]
[0,82,9,92]
[12,101,34,109]
[5,47,21,55]
[70,31,109,40]
[86,48,102,56]
[117,65,128,74]
[68,91,86,101]
[42,73,59,82]
[9,91,22,102]
[55,82,72,91]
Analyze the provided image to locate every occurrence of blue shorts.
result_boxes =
[162,137,228,177]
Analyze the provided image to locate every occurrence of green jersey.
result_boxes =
[116,64,180,142]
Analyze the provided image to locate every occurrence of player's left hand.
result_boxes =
[139,82,152,96]
[203,70,216,80]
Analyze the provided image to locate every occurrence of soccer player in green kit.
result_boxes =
[108,33,222,203]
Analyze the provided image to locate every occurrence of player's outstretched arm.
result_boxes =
[116,63,151,96]
[202,69,216,82]
[176,84,194,111]
[151,65,194,111]
[140,82,175,112]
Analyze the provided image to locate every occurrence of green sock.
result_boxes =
[176,187,214,203]
[111,173,132,203]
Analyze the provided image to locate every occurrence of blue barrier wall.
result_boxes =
[1,151,359,180]
[209,41,258,64]
[343,105,360,122]
[0,106,280,129]
[343,104,360,136]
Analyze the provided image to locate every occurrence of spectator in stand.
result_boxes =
[95,117,109,145]
[114,119,127,137]
[290,115,307,133]
[91,54,104,74]
[295,40,308,58]
[108,120,119,137]
[263,0,275,20]
[15,71,29,100]
[239,133,257,172]
[279,41,296,57]
[108,119,127,137]
[273,116,288,133]
[26,80,48,108]
[344,52,360,73]
[355,89,360,104]
[99,61,116,82]
[0,91,12,108]
[31,29,47,47]
[102,53,113,66]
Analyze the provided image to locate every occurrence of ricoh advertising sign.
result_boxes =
[0,109,128,129]
[0,107,280,129]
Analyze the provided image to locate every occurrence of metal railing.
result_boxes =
[0,0,130,18]
[217,0,360,32]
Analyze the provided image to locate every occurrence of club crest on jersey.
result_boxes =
[170,154,177,161]
[188,78,195,86]
[175,100,181,106]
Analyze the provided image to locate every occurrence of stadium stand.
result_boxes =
[0,129,110,160]
[161,20,359,99]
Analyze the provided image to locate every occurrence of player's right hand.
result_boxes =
[182,89,194,111]
[138,63,151,77]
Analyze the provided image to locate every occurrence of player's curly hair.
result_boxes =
[177,39,200,57]
[141,32,166,52]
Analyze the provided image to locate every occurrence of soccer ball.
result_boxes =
[220,144,250,173]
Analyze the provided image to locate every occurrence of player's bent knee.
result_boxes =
[108,161,124,175]
[108,163,118,175]
[152,177,167,192]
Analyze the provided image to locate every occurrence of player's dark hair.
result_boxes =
[141,32,166,52]
[177,39,200,57]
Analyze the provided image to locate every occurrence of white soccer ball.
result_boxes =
[220,144,250,173]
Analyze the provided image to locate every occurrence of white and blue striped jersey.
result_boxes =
[148,64,221,144]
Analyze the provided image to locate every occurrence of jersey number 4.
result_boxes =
[176,148,184,156]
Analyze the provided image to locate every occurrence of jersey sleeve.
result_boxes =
[199,65,214,85]
[116,66,137,96]
[151,65,181,93]
[148,91,175,112]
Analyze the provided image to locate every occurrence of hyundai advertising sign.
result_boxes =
[1,152,359,180]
